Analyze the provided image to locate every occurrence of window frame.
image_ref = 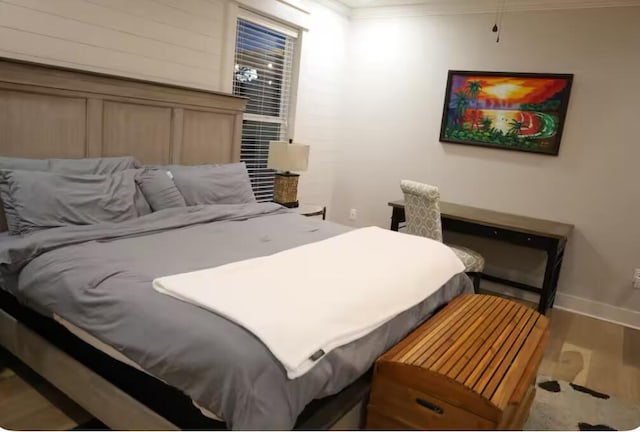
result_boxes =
[230,9,302,201]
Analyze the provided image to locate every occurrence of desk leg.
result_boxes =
[549,249,565,307]
[390,208,400,231]
[390,207,404,232]
[539,240,563,314]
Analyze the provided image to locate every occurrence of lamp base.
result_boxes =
[273,172,300,208]
[277,200,299,208]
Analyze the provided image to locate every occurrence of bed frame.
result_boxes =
[0,57,367,429]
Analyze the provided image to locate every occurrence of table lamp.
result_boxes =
[267,139,309,208]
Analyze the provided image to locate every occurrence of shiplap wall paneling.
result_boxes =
[0,0,226,90]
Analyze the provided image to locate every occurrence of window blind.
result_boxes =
[233,17,297,202]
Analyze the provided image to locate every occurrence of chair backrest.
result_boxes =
[400,180,443,242]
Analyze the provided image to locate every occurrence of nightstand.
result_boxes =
[295,204,326,220]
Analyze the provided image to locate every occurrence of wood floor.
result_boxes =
[1,306,639,430]
[539,308,640,402]
[0,349,92,430]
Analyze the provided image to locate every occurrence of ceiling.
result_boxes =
[334,0,640,9]
[336,0,424,6]
[336,0,437,6]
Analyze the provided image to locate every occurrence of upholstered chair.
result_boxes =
[400,180,484,292]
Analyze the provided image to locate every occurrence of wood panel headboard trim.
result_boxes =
[0,56,248,165]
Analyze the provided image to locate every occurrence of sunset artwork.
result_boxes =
[439,71,573,155]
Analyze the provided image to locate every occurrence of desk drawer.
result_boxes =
[442,218,554,250]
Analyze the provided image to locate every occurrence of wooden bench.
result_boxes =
[366,294,549,430]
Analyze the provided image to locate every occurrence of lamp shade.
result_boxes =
[267,141,309,172]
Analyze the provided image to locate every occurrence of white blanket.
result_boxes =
[153,226,464,379]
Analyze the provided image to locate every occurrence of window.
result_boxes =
[233,15,298,202]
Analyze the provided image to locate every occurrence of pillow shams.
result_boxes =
[0,156,138,174]
[0,169,141,234]
[0,156,141,233]
[167,162,256,206]
[135,169,186,211]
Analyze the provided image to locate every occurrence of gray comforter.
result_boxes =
[0,203,472,429]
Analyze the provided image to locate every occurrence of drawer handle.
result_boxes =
[493,230,498,235]
[415,398,444,415]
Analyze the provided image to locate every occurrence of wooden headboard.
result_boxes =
[0,57,247,164]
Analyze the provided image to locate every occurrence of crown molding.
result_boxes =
[277,0,312,14]
[348,0,640,19]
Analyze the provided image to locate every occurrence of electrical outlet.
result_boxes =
[634,268,640,289]
[349,208,357,221]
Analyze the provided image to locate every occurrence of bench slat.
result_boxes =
[419,296,495,368]
[458,300,523,385]
[433,296,510,374]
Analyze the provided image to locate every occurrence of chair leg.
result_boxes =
[471,272,481,293]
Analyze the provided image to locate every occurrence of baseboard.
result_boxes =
[553,292,640,331]
[481,281,640,330]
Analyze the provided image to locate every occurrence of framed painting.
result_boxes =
[439,71,573,155]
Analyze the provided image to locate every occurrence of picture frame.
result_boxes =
[439,70,573,156]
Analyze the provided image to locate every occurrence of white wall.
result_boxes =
[295,2,349,209]
[332,6,640,321]
[0,0,349,208]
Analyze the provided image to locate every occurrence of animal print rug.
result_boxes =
[524,377,640,431]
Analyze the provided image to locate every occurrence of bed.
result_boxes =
[0,58,473,430]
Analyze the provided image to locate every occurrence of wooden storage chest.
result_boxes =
[366,294,549,430]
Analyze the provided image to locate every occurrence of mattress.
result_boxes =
[53,313,224,421]
[1,203,473,429]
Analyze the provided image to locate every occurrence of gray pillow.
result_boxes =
[133,185,152,217]
[0,169,141,235]
[136,168,186,211]
[49,157,139,174]
[0,157,48,171]
[0,156,138,174]
[0,203,6,232]
[0,157,147,233]
[0,185,19,235]
[165,162,256,206]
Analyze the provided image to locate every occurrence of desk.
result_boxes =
[388,200,573,314]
